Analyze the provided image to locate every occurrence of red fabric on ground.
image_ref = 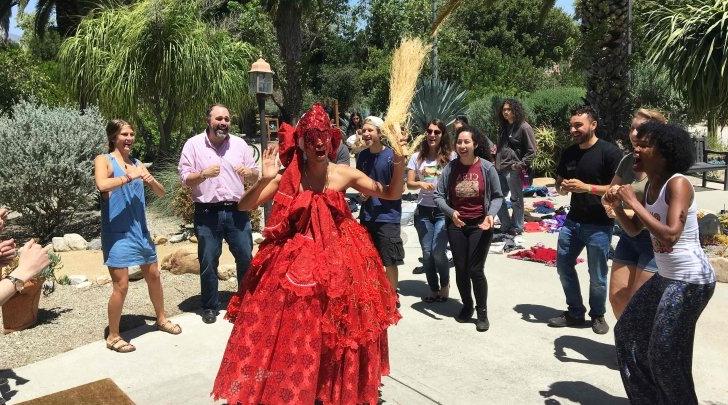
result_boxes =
[507,244,585,267]
[524,222,543,232]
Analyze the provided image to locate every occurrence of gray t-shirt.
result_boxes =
[336,142,351,166]
[615,153,648,203]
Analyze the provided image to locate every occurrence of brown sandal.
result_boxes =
[106,337,136,353]
[156,320,182,335]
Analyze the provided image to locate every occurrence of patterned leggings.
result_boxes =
[614,274,714,404]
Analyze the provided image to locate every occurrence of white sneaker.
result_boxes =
[514,235,525,245]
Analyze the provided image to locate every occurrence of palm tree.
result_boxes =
[644,0,728,142]
[2,0,135,38]
[261,0,319,123]
[0,0,17,43]
[59,0,256,158]
[576,0,633,143]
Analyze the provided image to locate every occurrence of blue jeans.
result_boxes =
[497,169,524,233]
[194,206,253,310]
[413,206,449,291]
[555,218,613,318]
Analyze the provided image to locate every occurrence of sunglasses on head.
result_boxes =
[426,129,441,135]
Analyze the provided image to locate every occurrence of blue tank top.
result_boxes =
[101,154,149,236]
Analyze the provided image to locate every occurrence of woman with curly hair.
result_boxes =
[406,119,455,302]
[495,98,537,235]
[605,122,715,404]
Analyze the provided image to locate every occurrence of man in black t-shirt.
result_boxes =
[548,106,622,335]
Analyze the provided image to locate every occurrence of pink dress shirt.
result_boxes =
[178,132,257,203]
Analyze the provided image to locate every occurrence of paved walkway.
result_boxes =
[3,190,728,404]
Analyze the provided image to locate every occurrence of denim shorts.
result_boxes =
[613,229,657,272]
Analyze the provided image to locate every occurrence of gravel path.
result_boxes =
[0,272,238,369]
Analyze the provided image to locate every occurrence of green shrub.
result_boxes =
[466,94,536,144]
[467,94,504,144]
[148,167,194,224]
[530,126,572,177]
[631,63,691,126]
[525,87,586,132]
[0,101,106,242]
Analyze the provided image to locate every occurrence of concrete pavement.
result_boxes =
[3,190,728,404]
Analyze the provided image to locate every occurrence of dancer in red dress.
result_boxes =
[212,104,404,405]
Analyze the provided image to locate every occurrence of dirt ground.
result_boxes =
[54,241,259,279]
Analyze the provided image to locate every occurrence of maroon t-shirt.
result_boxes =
[449,159,485,219]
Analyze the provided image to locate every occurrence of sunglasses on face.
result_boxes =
[426,129,441,135]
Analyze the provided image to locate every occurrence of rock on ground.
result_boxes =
[217,265,235,281]
[64,234,88,251]
[710,257,728,283]
[128,265,143,281]
[161,249,199,275]
[51,237,70,252]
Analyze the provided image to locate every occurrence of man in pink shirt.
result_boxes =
[178,104,258,324]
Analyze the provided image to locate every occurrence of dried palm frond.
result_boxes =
[383,38,431,156]
[430,0,463,37]
[403,133,426,157]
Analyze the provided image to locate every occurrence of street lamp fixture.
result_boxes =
[249,58,274,220]
[249,58,274,95]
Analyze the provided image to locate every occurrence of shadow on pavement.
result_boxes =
[410,300,462,320]
[539,380,628,404]
[103,314,157,341]
[513,303,563,324]
[397,279,432,298]
[177,292,234,314]
[553,335,618,370]
[0,369,29,403]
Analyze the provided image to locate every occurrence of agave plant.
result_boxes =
[410,77,467,134]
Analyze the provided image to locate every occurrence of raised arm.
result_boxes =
[238,144,281,211]
[347,156,406,200]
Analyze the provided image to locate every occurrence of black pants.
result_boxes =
[446,218,493,310]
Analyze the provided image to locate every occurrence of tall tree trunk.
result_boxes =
[274,3,304,123]
[579,0,632,143]
[55,1,82,37]
[1,12,9,44]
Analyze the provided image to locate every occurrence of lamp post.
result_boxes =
[249,57,274,219]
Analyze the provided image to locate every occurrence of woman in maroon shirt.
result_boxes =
[434,126,504,332]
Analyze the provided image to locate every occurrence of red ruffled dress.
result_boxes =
[212,147,400,404]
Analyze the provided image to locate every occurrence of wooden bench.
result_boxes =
[685,137,728,190]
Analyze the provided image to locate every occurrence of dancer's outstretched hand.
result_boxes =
[260,144,280,180]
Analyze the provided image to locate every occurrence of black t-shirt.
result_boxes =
[556,139,622,226]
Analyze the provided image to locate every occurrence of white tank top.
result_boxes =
[644,174,715,284]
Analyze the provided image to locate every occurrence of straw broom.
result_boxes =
[382,37,431,156]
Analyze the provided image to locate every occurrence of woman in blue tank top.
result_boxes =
[94,119,181,353]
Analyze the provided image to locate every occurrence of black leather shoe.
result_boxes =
[202,309,217,324]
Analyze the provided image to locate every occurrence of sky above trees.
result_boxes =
[8,0,575,38]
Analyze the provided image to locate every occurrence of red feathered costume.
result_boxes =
[212,104,400,405]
